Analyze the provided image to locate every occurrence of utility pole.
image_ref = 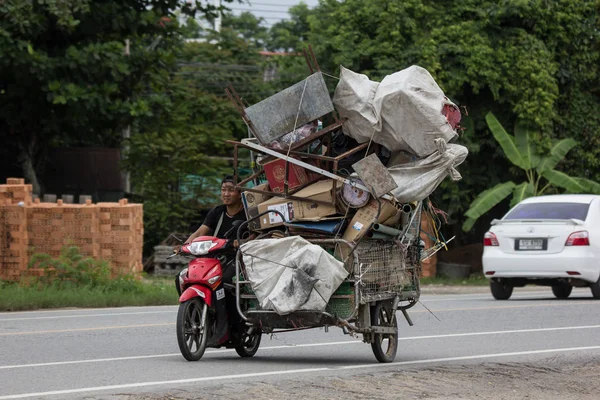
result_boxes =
[214,0,221,32]
[122,39,131,194]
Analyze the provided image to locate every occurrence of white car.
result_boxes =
[482,194,600,300]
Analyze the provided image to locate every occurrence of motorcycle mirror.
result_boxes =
[223,220,243,239]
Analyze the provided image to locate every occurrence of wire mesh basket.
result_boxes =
[355,239,416,303]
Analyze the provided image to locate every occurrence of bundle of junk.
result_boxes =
[175,47,468,363]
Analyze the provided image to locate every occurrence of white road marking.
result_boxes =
[0,306,176,317]
[2,345,600,399]
[419,289,593,302]
[2,295,597,323]
[341,345,600,370]
[0,311,173,322]
[2,324,599,370]
[419,293,558,302]
[0,292,590,321]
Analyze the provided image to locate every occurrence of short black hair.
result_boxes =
[221,175,234,185]
[221,175,240,192]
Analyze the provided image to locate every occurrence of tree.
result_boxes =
[270,0,599,240]
[0,0,234,194]
[462,112,600,231]
[126,11,274,251]
[268,3,312,53]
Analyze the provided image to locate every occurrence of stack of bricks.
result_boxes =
[0,178,32,205]
[98,199,144,277]
[0,200,28,280]
[26,199,99,260]
[0,178,143,281]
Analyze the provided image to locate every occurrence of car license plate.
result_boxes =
[517,239,545,250]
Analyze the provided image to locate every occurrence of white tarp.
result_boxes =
[388,141,469,203]
[240,236,348,315]
[333,65,459,157]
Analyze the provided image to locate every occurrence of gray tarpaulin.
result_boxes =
[388,142,469,203]
[240,236,348,315]
[333,65,459,157]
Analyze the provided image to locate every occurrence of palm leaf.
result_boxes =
[485,112,524,169]
[571,178,600,194]
[462,217,478,232]
[510,182,535,207]
[536,139,577,174]
[542,170,585,193]
[464,181,515,224]
[514,121,538,169]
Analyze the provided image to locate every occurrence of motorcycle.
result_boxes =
[174,221,261,361]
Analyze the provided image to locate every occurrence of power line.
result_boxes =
[230,7,292,14]
[245,2,294,7]
[255,16,291,20]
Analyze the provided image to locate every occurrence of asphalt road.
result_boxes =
[1,286,600,399]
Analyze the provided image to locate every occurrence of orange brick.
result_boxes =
[6,178,25,185]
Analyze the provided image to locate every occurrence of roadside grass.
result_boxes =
[0,246,178,312]
[0,279,178,311]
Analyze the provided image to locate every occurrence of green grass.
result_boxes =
[0,279,178,312]
[420,274,489,286]
[0,245,179,311]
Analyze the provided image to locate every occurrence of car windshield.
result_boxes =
[504,202,590,221]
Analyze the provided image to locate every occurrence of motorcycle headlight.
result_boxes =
[187,240,217,255]
[178,268,188,288]
[208,275,221,285]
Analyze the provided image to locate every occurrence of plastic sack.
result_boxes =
[240,236,348,315]
[333,65,460,157]
[388,143,468,203]
[269,123,316,150]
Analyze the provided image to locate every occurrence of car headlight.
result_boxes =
[188,241,217,255]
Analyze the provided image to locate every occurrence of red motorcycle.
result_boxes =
[174,222,261,361]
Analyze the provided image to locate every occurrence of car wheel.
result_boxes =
[490,280,513,300]
[551,283,572,299]
[590,278,600,300]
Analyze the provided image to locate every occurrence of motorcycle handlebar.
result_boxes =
[236,209,289,242]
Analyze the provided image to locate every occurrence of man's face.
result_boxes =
[221,182,241,206]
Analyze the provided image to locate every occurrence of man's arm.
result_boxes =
[185,224,213,244]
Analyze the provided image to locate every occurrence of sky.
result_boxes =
[225,0,320,27]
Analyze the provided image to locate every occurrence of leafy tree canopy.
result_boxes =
[273,0,599,240]
[0,0,235,193]
[463,112,600,231]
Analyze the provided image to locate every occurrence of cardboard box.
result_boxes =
[242,183,272,230]
[342,198,399,242]
[263,158,311,193]
[255,179,337,229]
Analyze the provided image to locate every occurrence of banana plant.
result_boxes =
[462,112,600,231]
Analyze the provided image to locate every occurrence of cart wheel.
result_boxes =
[235,326,262,358]
[370,301,398,363]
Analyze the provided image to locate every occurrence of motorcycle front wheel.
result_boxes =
[176,298,209,361]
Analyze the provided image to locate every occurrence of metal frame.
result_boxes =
[224,46,378,206]
[233,210,423,335]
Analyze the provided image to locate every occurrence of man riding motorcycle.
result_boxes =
[177,175,249,345]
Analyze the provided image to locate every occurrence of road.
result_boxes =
[1,286,600,399]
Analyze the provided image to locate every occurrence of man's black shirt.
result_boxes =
[202,205,247,238]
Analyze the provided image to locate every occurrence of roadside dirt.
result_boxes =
[119,356,600,400]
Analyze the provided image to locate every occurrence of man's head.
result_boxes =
[220,175,241,206]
